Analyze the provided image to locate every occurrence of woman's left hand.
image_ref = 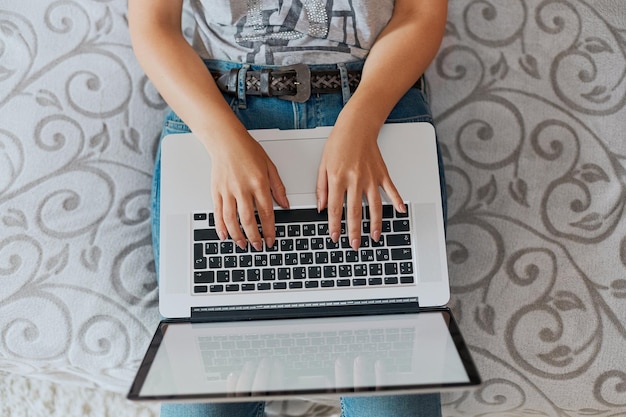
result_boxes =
[316,119,405,251]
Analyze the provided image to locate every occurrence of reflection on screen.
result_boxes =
[139,312,470,398]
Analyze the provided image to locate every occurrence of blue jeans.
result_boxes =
[153,59,445,417]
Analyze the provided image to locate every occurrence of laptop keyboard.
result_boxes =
[191,204,415,295]
[198,326,415,377]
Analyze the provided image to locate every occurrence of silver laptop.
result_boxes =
[128,123,481,402]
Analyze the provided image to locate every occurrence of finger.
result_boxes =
[365,190,382,243]
[316,166,329,213]
[268,163,290,209]
[226,372,239,393]
[237,198,263,251]
[345,188,363,251]
[374,360,388,389]
[222,195,246,249]
[353,355,375,391]
[326,183,345,244]
[381,176,405,214]
[251,358,272,393]
[236,361,257,393]
[211,192,228,241]
[254,191,276,248]
[334,357,352,389]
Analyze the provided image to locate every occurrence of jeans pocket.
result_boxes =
[162,110,192,136]
[386,88,433,124]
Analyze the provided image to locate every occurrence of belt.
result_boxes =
[212,64,360,103]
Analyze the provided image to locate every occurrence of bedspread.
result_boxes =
[1,1,625,416]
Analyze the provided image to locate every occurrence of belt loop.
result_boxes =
[337,62,351,106]
[237,64,250,109]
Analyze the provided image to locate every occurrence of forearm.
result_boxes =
[340,0,447,128]
[128,0,248,150]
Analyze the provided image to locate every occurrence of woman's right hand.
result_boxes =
[207,134,290,251]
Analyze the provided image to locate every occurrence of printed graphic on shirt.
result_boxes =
[234,0,360,63]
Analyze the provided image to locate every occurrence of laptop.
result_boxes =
[128,123,481,402]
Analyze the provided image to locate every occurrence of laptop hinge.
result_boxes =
[190,297,420,323]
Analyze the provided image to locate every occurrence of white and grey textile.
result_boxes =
[1,1,625,416]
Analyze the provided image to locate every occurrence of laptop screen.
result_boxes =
[128,310,480,401]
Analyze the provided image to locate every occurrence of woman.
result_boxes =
[129,1,447,416]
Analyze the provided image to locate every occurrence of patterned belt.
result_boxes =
[212,64,425,103]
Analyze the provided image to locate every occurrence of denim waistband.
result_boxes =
[202,58,366,73]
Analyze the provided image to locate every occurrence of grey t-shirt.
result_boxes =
[190,0,394,65]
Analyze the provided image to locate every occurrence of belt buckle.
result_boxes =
[278,64,311,103]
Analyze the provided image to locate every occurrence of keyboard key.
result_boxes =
[224,256,237,268]
[305,281,319,288]
[285,253,298,265]
[386,234,411,246]
[240,255,252,267]
[287,225,301,237]
[280,239,294,251]
[308,266,321,278]
[293,267,306,279]
[273,282,287,290]
[299,252,313,264]
[315,252,329,264]
[338,265,352,277]
[208,256,222,269]
[194,285,208,293]
[210,285,224,292]
[330,251,343,263]
[242,283,255,291]
[311,238,325,250]
[194,271,214,283]
[400,276,415,284]
[220,241,234,253]
[206,242,219,254]
[258,283,271,291]
[194,213,207,221]
[226,284,239,292]
[321,280,335,288]
[385,277,399,285]
[337,279,351,287]
[369,264,383,275]
[194,229,219,241]
[393,220,410,232]
[289,281,303,289]
[296,239,309,250]
[274,208,327,223]
[353,278,367,286]
[385,263,398,275]
[269,254,283,266]
[217,271,230,282]
[391,248,412,260]
[262,269,275,281]
[369,278,383,286]
[400,262,413,274]
[323,266,337,278]
[247,269,260,281]
[278,268,291,280]
[232,270,245,282]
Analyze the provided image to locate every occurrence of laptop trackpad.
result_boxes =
[260,138,324,196]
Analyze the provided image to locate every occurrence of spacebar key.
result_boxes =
[274,209,327,224]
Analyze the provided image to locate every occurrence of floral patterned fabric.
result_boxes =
[0,1,624,416]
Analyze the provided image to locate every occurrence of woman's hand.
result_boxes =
[208,134,289,251]
[316,119,405,251]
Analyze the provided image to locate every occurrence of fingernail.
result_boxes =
[218,230,228,241]
[351,239,360,250]
[252,241,263,251]
[265,237,275,248]
[331,232,340,243]
[236,239,247,249]
[371,230,381,242]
